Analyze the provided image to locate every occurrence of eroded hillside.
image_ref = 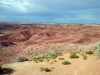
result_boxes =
[0,23,100,64]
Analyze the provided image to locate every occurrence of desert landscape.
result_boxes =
[0,22,100,75]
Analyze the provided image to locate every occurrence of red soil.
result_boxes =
[0,25,100,44]
[0,24,100,64]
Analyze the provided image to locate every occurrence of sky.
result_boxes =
[0,0,100,24]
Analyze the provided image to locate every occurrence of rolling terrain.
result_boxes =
[0,23,100,75]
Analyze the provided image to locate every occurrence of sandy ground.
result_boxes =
[3,53,100,75]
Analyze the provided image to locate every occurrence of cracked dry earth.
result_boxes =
[3,54,100,75]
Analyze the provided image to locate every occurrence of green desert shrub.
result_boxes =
[53,60,57,62]
[46,50,62,59]
[39,59,44,62]
[69,52,79,58]
[59,57,65,60]
[40,67,51,72]
[85,50,93,54]
[44,68,51,72]
[45,58,50,62]
[32,55,45,63]
[32,58,39,63]
[0,65,14,74]
[62,61,71,65]
[83,55,87,60]
[3,67,14,72]
[17,56,28,62]
[32,50,62,62]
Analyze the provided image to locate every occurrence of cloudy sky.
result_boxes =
[0,0,100,24]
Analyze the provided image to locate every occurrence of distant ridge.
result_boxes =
[0,22,99,25]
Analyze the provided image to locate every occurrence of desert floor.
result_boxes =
[3,53,100,75]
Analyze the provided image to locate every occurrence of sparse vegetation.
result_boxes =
[40,67,51,72]
[31,50,62,62]
[39,59,44,62]
[45,58,50,62]
[0,65,14,74]
[59,57,65,60]
[69,52,79,58]
[50,62,54,65]
[17,56,28,62]
[47,50,62,59]
[32,58,38,63]
[62,60,71,65]
[85,50,93,54]
[44,68,51,72]
[3,67,14,72]
[1,24,100,75]
[97,43,100,59]
[83,55,87,60]
[53,60,57,62]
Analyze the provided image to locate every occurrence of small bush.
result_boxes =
[83,55,87,60]
[50,54,57,59]
[59,57,65,60]
[44,68,51,72]
[3,67,14,72]
[40,67,51,72]
[62,61,71,65]
[46,50,62,59]
[32,58,38,63]
[53,60,57,62]
[39,59,43,62]
[46,58,50,62]
[17,56,28,62]
[69,52,79,58]
[85,50,93,54]
[0,65,14,74]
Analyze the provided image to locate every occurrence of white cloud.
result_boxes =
[0,0,30,13]
[0,0,100,14]
[0,0,48,14]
